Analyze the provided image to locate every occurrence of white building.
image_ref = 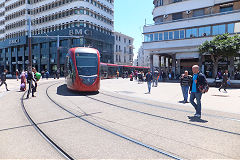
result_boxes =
[0,0,115,73]
[136,45,150,67]
[143,0,240,78]
[114,32,134,65]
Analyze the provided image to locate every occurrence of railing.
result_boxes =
[146,9,240,27]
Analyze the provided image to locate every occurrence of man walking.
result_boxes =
[189,65,207,118]
[180,70,191,103]
[26,69,36,99]
[145,70,153,94]
[0,69,10,91]
[219,70,229,92]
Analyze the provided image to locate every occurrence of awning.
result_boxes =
[176,53,199,59]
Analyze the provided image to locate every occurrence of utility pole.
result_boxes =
[27,18,32,71]
[57,35,60,79]
[57,35,60,74]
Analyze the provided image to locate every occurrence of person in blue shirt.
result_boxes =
[145,70,153,94]
[189,65,207,118]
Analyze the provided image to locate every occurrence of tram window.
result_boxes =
[75,53,98,76]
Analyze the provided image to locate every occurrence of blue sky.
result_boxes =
[114,0,154,59]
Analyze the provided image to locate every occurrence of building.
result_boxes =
[0,0,114,74]
[114,32,134,65]
[136,45,150,67]
[143,0,240,78]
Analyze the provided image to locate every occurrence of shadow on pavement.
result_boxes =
[188,116,208,123]
[56,84,99,96]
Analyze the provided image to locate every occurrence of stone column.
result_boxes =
[176,59,181,76]
[159,56,161,71]
[150,54,153,72]
[9,47,12,73]
[172,54,176,78]
[153,55,160,69]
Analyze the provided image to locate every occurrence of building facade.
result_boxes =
[136,45,150,67]
[0,0,114,74]
[114,32,134,65]
[143,0,240,78]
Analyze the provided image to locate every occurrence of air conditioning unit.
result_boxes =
[163,14,168,19]
[186,10,191,14]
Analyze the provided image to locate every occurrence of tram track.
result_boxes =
[46,83,184,160]
[86,94,240,136]
[21,82,74,160]
[99,92,240,122]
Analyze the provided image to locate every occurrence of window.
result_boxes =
[80,9,84,14]
[172,0,182,2]
[155,16,163,24]
[172,12,182,20]
[159,33,163,40]
[154,33,158,41]
[212,24,226,35]
[164,32,168,40]
[234,22,240,33]
[150,34,153,41]
[193,9,204,17]
[227,23,234,33]
[186,28,198,38]
[169,31,173,40]
[143,35,148,43]
[174,30,179,39]
[198,26,211,37]
[180,30,185,39]
[220,6,233,13]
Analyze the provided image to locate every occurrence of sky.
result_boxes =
[114,0,154,59]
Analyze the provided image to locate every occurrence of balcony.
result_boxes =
[144,9,240,33]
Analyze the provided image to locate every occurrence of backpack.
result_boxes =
[198,74,209,93]
[35,72,41,81]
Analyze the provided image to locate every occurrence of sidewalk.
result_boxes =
[100,78,240,115]
[0,78,63,98]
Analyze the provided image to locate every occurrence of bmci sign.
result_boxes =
[69,29,92,36]
[9,39,20,45]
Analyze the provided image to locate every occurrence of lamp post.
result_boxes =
[27,18,32,71]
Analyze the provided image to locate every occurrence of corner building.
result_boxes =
[114,32,134,65]
[143,0,240,78]
[0,0,114,74]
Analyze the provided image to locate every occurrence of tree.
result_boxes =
[199,33,240,78]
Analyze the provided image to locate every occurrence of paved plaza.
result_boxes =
[101,78,240,115]
[0,78,240,159]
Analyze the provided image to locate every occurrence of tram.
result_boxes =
[65,47,100,92]
[100,63,150,79]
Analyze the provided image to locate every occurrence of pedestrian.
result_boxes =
[153,70,159,87]
[116,70,119,79]
[41,70,45,79]
[180,70,192,103]
[57,69,60,79]
[32,67,39,96]
[26,69,36,99]
[189,65,208,118]
[219,70,229,92]
[16,69,19,81]
[45,70,49,80]
[134,70,138,80]
[20,71,26,91]
[145,70,153,94]
[0,69,10,91]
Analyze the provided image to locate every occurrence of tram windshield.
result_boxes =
[75,53,98,76]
